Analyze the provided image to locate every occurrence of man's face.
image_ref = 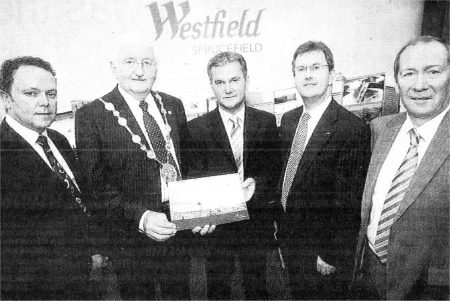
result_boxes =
[397,41,450,126]
[4,65,57,133]
[210,61,248,114]
[293,51,332,105]
[111,44,157,99]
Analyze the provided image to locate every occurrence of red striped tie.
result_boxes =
[374,128,420,263]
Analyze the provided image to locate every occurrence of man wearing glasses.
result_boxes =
[75,34,196,299]
[276,41,371,299]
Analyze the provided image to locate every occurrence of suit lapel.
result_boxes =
[290,100,337,190]
[393,110,450,224]
[103,86,149,149]
[243,107,261,170]
[154,92,181,162]
[1,121,61,185]
[207,108,236,167]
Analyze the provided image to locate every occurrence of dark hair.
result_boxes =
[291,41,334,75]
[207,52,247,81]
[394,36,450,82]
[0,56,56,94]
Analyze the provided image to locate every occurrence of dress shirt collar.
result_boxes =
[118,85,155,109]
[303,95,332,119]
[406,103,450,144]
[5,114,49,145]
[219,104,246,126]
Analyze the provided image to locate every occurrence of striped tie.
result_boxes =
[281,112,311,210]
[374,128,420,263]
[229,115,244,182]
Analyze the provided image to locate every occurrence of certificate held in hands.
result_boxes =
[168,173,249,230]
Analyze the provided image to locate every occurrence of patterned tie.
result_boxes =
[281,112,311,210]
[229,115,244,182]
[36,135,88,213]
[374,128,420,263]
[139,101,181,181]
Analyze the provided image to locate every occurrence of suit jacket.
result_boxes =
[188,106,282,244]
[0,121,93,300]
[353,110,450,299]
[75,86,191,253]
[278,99,371,273]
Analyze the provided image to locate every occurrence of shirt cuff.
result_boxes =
[139,210,152,232]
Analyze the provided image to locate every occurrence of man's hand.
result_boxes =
[90,254,108,281]
[242,177,256,202]
[142,211,177,242]
[317,255,336,275]
[191,178,255,235]
[192,224,216,235]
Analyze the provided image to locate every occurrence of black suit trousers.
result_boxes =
[207,237,268,300]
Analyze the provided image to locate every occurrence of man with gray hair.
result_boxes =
[75,36,196,299]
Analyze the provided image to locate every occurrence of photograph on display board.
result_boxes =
[342,72,398,123]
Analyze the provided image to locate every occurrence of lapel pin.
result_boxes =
[168,110,172,115]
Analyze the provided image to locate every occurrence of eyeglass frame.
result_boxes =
[121,59,158,71]
[294,64,330,74]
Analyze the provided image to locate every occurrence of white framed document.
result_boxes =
[168,173,249,230]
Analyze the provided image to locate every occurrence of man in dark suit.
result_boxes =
[0,56,99,299]
[188,51,282,300]
[276,41,371,299]
[353,36,449,300]
[75,35,202,299]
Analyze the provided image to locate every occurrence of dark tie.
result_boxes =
[139,100,181,181]
[374,128,420,263]
[281,112,311,210]
[36,135,88,213]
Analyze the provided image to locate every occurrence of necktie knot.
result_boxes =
[229,115,240,136]
[139,100,149,112]
[36,135,50,150]
[409,128,420,147]
[302,112,311,123]
[229,115,239,126]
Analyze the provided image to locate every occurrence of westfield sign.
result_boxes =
[147,1,265,40]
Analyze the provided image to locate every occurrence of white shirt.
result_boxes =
[303,96,332,146]
[219,105,245,174]
[5,115,79,191]
[118,87,180,230]
[367,104,450,250]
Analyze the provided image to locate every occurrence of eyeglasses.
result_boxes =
[295,64,329,74]
[121,59,157,70]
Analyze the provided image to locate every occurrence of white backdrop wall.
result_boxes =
[1,0,423,114]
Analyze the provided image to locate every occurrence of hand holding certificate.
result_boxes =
[168,173,255,230]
